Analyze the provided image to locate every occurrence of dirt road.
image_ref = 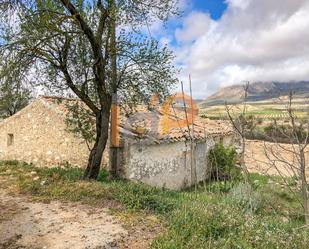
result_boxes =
[0,188,127,249]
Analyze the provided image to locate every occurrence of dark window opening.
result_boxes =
[7,133,14,146]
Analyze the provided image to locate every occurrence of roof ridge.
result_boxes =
[38,95,80,102]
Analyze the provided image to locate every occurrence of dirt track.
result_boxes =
[0,188,127,249]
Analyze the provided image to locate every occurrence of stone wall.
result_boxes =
[0,98,109,167]
[0,96,241,190]
[121,132,240,190]
[121,137,217,190]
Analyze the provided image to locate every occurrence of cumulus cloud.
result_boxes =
[175,11,212,42]
[174,0,309,98]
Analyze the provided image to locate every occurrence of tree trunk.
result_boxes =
[300,149,309,225]
[83,109,110,180]
[108,0,119,179]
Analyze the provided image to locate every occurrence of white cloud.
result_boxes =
[175,11,212,42]
[174,0,309,98]
[226,0,250,10]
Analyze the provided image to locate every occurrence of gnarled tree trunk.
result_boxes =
[83,108,111,180]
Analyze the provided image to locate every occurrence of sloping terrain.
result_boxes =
[200,81,309,107]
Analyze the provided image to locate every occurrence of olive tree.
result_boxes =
[0,0,178,179]
[0,76,32,118]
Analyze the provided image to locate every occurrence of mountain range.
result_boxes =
[200,81,309,107]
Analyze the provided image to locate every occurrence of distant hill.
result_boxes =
[200,81,309,107]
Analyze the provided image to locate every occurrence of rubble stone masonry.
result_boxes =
[0,98,96,167]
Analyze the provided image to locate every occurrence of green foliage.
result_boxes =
[208,142,240,181]
[245,119,309,143]
[263,122,308,143]
[0,78,31,118]
[65,101,96,146]
[249,173,269,187]
[152,197,309,249]
[227,183,262,213]
[203,180,238,193]
[0,0,179,107]
[152,183,308,249]
[97,169,109,182]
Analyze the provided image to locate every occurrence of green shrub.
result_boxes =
[207,142,240,181]
[228,183,262,213]
[263,122,308,143]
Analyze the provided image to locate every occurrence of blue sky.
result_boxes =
[160,0,309,98]
[189,0,228,20]
[164,0,228,47]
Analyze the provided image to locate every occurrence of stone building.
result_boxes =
[0,96,93,167]
[0,96,240,190]
[119,110,239,190]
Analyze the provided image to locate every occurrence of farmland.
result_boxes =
[199,96,308,120]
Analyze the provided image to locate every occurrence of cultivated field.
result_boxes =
[200,96,308,120]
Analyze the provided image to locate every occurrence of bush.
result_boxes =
[207,142,240,181]
[246,121,309,144]
[264,122,308,143]
[228,183,262,213]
